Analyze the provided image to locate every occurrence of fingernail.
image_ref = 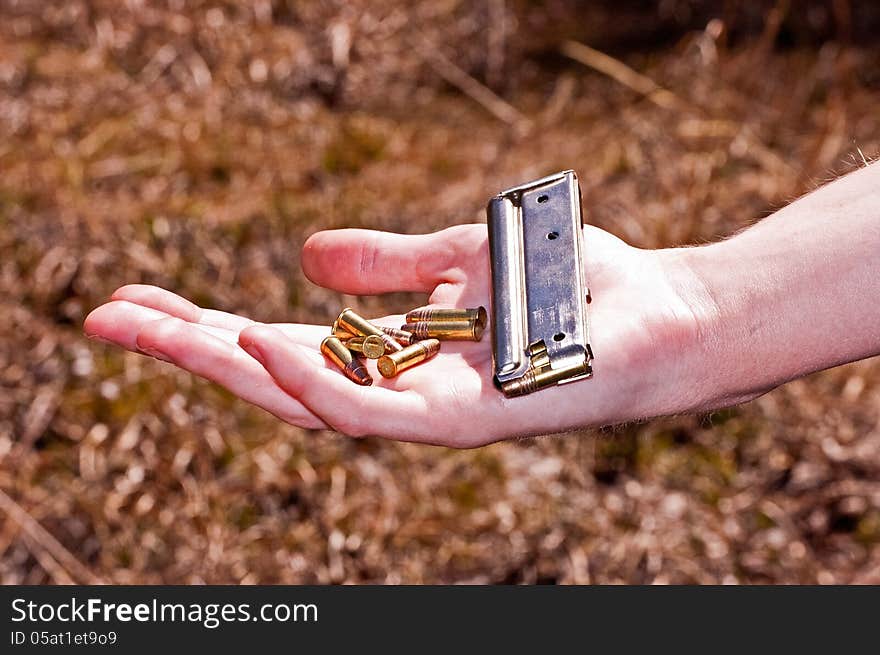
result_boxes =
[240,341,265,365]
[137,346,172,363]
[86,334,113,346]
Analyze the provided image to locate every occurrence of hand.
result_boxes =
[84,224,716,447]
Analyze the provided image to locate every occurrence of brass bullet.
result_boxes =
[331,319,357,341]
[377,339,441,378]
[379,325,419,347]
[337,308,404,352]
[320,336,373,386]
[345,334,386,359]
[403,319,485,341]
[337,307,381,337]
[528,341,551,370]
[405,306,487,328]
[500,360,591,397]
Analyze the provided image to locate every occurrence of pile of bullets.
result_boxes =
[320,306,487,386]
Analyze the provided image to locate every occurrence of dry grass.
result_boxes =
[1,1,879,584]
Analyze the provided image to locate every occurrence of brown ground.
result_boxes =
[1,1,879,584]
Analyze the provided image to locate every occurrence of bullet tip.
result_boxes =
[350,365,373,386]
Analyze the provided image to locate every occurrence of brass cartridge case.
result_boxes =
[379,326,419,347]
[527,341,551,370]
[403,319,485,342]
[500,360,591,397]
[320,336,373,386]
[331,319,357,341]
[345,334,385,359]
[377,339,440,378]
[337,308,404,352]
[405,306,487,328]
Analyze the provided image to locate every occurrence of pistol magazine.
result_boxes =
[487,170,593,397]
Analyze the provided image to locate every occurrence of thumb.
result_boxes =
[301,228,460,294]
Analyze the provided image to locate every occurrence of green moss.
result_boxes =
[474,451,505,481]
[429,156,461,179]
[450,480,479,510]
[856,510,880,545]
[217,447,236,470]
[322,120,386,175]
[116,548,132,568]
[286,284,301,309]
[231,502,259,530]
[754,509,777,530]
[592,429,639,482]
[706,407,739,426]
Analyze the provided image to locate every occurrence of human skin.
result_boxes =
[84,162,880,447]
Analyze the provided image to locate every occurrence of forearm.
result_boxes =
[680,162,880,409]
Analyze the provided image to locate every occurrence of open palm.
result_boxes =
[84,224,708,447]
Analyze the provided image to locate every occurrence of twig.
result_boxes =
[560,40,688,113]
[19,534,76,585]
[0,488,105,584]
[757,0,791,55]
[539,73,576,125]
[414,36,531,131]
[561,39,794,178]
[18,385,61,454]
[486,0,506,89]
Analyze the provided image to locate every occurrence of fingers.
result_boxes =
[111,284,201,321]
[84,300,238,352]
[85,302,326,428]
[109,284,332,346]
[239,325,433,440]
[267,324,341,350]
[112,284,256,332]
[136,318,326,429]
[85,300,176,351]
[301,228,460,294]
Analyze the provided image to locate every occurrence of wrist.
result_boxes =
[654,242,759,414]
[665,239,775,412]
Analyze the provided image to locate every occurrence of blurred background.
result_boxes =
[1,0,879,584]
